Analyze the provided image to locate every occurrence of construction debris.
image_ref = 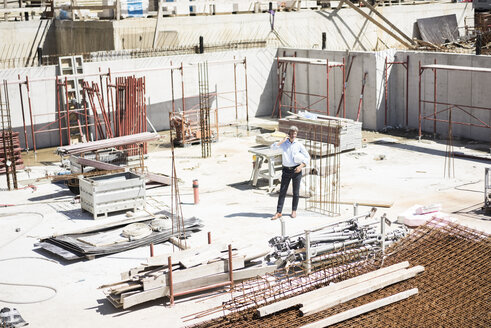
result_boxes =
[189,217,490,328]
[56,132,160,156]
[265,210,408,269]
[279,113,362,152]
[101,242,275,309]
[37,216,203,261]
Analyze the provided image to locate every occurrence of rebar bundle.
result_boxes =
[198,62,212,158]
[0,80,18,189]
[188,217,490,328]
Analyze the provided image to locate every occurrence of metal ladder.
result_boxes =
[0,80,18,190]
[58,55,86,145]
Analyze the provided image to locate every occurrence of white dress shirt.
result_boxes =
[271,138,310,167]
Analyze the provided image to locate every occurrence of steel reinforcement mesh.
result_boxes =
[188,218,490,328]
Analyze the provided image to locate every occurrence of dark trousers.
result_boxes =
[276,166,302,213]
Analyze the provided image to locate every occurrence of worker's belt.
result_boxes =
[283,165,300,171]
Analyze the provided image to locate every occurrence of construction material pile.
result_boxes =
[38,216,203,261]
[278,113,362,152]
[0,131,23,174]
[189,217,490,328]
[266,211,408,269]
[101,242,274,309]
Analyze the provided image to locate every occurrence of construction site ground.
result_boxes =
[0,116,489,328]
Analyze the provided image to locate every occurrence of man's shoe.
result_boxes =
[271,213,282,220]
[291,211,297,218]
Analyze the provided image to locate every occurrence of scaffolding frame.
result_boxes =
[418,62,491,139]
[272,54,346,119]
[169,58,249,146]
[6,57,249,153]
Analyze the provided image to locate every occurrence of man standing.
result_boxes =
[271,125,310,220]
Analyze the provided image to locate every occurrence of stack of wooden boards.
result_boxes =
[256,261,422,327]
[101,242,275,309]
[0,131,23,174]
[279,114,362,152]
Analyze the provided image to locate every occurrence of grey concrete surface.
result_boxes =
[0,117,489,328]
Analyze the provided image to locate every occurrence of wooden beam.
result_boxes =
[121,265,276,309]
[300,288,419,328]
[339,1,413,49]
[75,157,122,171]
[142,256,245,290]
[153,0,163,49]
[358,0,415,45]
[299,266,424,316]
[256,261,410,317]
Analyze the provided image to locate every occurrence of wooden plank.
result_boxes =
[299,289,419,328]
[142,256,245,291]
[179,248,223,268]
[338,0,413,49]
[120,265,276,309]
[256,261,410,317]
[145,171,172,185]
[358,0,415,45]
[299,266,424,316]
[146,242,229,266]
[122,286,168,309]
[75,157,122,171]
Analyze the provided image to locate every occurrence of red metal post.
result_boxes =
[384,57,388,126]
[244,57,249,124]
[64,77,71,145]
[82,84,89,140]
[291,52,296,113]
[150,243,154,257]
[234,56,238,121]
[228,244,234,288]
[406,55,409,126]
[25,76,36,152]
[433,59,437,135]
[326,59,329,115]
[418,61,422,139]
[171,61,175,114]
[207,231,211,244]
[181,63,185,112]
[342,57,346,118]
[56,78,63,147]
[17,75,28,150]
[168,256,174,306]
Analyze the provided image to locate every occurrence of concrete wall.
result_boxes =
[0,47,276,149]
[53,20,115,55]
[276,47,392,131]
[0,3,473,65]
[274,48,490,142]
[0,65,59,149]
[0,20,53,68]
[1,47,489,150]
[110,3,472,51]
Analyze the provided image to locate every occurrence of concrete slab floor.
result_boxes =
[0,117,489,328]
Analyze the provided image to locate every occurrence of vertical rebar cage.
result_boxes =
[198,62,212,158]
[305,120,341,216]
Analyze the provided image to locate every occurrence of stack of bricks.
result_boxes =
[0,131,24,174]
